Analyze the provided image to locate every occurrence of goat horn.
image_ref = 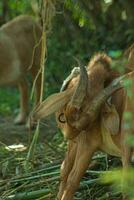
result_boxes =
[69,65,88,109]
[87,75,125,120]
[87,69,134,119]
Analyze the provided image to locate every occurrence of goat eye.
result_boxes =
[58,113,66,123]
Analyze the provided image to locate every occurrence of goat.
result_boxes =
[32,53,134,200]
[0,15,42,125]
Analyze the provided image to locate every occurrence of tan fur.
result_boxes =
[0,15,42,125]
[87,53,112,71]
[101,119,121,157]
[101,104,120,136]
[33,53,134,200]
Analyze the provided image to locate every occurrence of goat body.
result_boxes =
[0,15,42,125]
[33,52,134,200]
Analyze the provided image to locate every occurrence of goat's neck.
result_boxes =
[88,65,108,90]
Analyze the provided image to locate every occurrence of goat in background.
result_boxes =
[0,15,42,125]
[33,52,134,200]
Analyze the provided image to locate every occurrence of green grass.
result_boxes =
[0,87,19,116]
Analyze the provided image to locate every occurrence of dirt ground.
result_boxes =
[0,115,57,145]
[0,116,123,200]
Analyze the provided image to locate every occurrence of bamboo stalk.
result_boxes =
[0,168,109,189]
[1,153,116,199]
[0,176,59,197]
[97,191,121,200]
[23,163,60,178]
[4,177,102,200]
[4,188,51,200]
[30,163,60,174]
[2,154,105,184]
[80,178,100,189]
[0,166,60,189]
[10,170,59,183]
[16,176,59,190]
[7,169,107,185]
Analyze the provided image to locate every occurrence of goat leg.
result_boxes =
[57,141,77,199]
[60,132,98,200]
[14,77,29,125]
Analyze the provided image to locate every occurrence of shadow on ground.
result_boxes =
[0,115,57,145]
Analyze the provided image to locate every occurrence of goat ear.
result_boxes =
[33,88,74,120]
[101,104,120,135]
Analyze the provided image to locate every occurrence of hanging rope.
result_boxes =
[25,0,55,172]
[39,0,55,102]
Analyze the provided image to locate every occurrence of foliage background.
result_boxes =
[0,0,133,106]
[0,1,133,199]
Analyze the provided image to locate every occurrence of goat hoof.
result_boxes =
[14,114,27,125]
[25,117,37,130]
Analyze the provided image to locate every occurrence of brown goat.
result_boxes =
[0,15,42,125]
[33,53,134,200]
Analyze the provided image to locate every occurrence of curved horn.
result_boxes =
[69,65,88,109]
[87,75,124,120]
